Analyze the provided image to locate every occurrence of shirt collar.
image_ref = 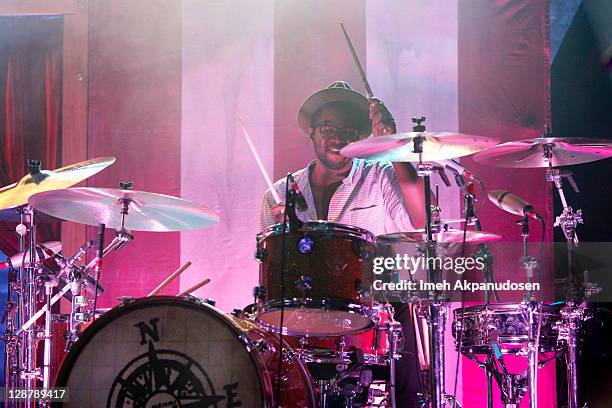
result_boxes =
[304,159,361,187]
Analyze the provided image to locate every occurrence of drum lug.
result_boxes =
[255,245,267,261]
[295,275,313,296]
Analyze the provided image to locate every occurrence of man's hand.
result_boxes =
[271,202,286,223]
[369,97,396,137]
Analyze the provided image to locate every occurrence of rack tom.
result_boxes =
[256,221,378,336]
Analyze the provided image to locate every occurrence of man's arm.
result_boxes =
[369,98,427,229]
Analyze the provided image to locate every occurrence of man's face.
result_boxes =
[310,106,362,171]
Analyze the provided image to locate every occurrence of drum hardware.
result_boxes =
[453,302,562,408]
[341,111,499,406]
[474,130,612,408]
[412,117,452,408]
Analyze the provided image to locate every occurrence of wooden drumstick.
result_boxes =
[147,261,192,296]
[238,117,281,204]
[340,22,374,98]
[178,278,211,297]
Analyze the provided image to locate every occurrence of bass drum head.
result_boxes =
[55,297,265,407]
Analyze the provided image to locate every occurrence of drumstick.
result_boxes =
[340,22,374,98]
[178,278,211,297]
[238,117,281,204]
[147,261,192,296]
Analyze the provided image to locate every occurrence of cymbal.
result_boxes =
[340,132,499,162]
[378,229,502,244]
[0,241,63,268]
[29,188,220,232]
[473,137,612,168]
[0,157,116,211]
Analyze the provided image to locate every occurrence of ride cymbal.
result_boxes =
[340,132,499,162]
[29,187,220,232]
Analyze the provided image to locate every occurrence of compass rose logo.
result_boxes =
[107,317,241,408]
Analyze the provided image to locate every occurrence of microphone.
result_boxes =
[94,224,105,276]
[437,159,476,181]
[288,175,308,211]
[488,190,541,220]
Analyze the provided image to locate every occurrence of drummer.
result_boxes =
[259,81,427,407]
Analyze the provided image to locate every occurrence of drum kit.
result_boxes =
[0,127,610,408]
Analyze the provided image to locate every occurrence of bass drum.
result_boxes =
[54,296,315,408]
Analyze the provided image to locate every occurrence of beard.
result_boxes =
[314,140,352,170]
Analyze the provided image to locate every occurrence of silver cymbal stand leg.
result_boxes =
[527,303,538,408]
[42,277,57,389]
[22,207,39,404]
[545,151,584,408]
[388,319,402,408]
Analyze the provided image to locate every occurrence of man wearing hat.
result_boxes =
[260,81,426,232]
[259,81,426,406]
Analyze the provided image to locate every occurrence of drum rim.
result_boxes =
[453,302,562,314]
[53,296,268,402]
[257,220,377,244]
[255,298,374,337]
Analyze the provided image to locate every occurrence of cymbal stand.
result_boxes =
[65,226,132,348]
[20,206,40,405]
[543,150,585,408]
[410,117,451,408]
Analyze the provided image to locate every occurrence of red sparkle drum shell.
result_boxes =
[54,297,315,407]
[256,221,378,337]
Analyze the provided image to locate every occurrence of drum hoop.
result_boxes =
[257,221,377,244]
[454,302,561,315]
[53,296,267,397]
[256,298,374,337]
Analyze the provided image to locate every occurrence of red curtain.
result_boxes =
[0,16,63,256]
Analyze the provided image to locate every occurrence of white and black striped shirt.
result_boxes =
[259,159,414,235]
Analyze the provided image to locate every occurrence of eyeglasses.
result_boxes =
[316,123,361,142]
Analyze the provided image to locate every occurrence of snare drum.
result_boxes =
[54,296,315,407]
[255,221,378,336]
[452,303,561,354]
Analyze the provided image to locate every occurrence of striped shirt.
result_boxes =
[259,159,414,235]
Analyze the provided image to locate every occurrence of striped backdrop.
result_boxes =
[81,1,553,406]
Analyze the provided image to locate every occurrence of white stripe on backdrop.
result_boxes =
[181,0,274,312]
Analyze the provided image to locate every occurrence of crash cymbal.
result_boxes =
[29,187,220,232]
[340,132,499,162]
[378,229,502,244]
[0,157,116,211]
[473,137,612,168]
[0,241,63,269]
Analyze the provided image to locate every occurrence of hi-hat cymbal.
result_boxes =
[0,157,116,211]
[340,132,499,162]
[29,187,220,232]
[378,229,502,245]
[473,137,612,168]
